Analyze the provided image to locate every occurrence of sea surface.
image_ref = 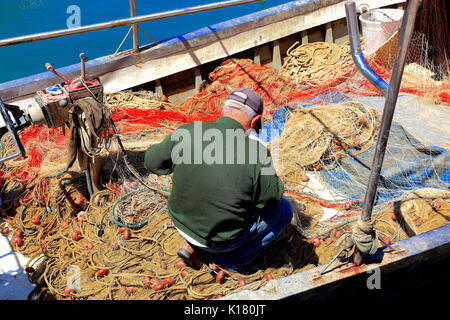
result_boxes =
[0,0,293,84]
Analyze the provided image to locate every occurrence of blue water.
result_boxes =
[0,0,293,84]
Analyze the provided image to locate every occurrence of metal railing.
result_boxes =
[0,0,261,49]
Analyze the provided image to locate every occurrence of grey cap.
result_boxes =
[225,88,263,115]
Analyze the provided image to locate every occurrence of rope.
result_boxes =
[110,188,168,229]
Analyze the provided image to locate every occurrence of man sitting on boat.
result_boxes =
[144,88,293,273]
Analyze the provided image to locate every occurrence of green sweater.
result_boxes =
[144,116,284,247]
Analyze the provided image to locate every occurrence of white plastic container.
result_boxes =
[359,9,404,55]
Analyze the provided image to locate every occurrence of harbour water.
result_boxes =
[0,0,292,84]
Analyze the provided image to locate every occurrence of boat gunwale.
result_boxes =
[223,222,450,300]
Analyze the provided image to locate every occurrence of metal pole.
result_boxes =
[360,0,421,222]
[129,0,139,53]
[345,2,389,96]
[0,0,261,47]
[79,53,88,81]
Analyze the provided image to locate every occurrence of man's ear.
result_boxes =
[250,114,262,129]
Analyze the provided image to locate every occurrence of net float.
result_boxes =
[73,193,84,206]
[30,218,40,224]
[12,237,24,247]
[335,230,344,239]
[126,287,136,295]
[176,259,187,269]
[300,175,310,182]
[236,278,246,287]
[1,227,9,236]
[77,211,85,223]
[118,227,128,233]
[216,270,225,283]
[264,273,273,281]
[153,283,164,291]
[164,277,175,286]
[71,230,82,241]
[64,287,75,296]
[311,237,320,247]
[181,270,189,278]
[96,268,109,277]
[144,277,158,287]
[434,200,441,209]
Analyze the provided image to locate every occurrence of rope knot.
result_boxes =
[335,218,378,255]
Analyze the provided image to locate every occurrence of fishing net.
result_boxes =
[106,91,186,134]
[280,41,355,89]
[1,6,450,299]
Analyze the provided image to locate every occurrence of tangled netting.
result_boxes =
[104,58,325,134]
[277,101,378,181]
[341,29,450,105]
[179,58,324,122]
[1,30,449,300]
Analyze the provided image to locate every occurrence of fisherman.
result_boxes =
[144,88,293,273]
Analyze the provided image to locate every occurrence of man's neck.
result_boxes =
[222,113,250,131]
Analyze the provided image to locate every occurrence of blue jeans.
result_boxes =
[200,198,293,273]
